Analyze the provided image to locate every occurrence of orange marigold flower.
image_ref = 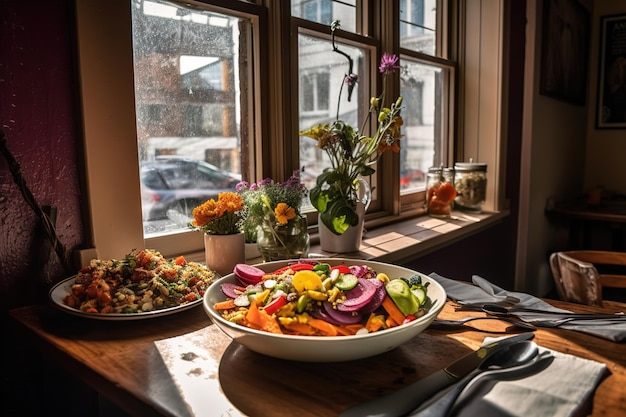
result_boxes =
[191,199,219,227]
[274,202,296,225]
[218,192,244,212]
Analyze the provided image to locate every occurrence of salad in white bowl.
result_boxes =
[203,258,446,362]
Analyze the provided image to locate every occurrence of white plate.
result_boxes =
[49,276,204,321]
[204,258,446,362]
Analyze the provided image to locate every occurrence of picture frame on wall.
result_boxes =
[539,0,590,106]
[596,13,626,129]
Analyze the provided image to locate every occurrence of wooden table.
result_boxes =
[8,298,626,417]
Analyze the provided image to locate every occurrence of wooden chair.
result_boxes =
[549,250,626,307]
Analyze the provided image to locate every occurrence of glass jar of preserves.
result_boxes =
[426,166,456,217]
[454,162,487,212]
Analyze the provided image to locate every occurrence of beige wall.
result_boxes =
[518,0,625,295]
[585,0,626,194]
[517,0,591,294]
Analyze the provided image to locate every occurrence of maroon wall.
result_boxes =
[0,0,85,314]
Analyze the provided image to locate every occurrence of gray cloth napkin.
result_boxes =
[410,337,609,417]
[429,273,626,342]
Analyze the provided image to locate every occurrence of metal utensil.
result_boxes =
[445,351,554,417]
[454,299,519,312]
[409,342,549,417]
[339,334,535,417]
[483,304,626,319]
[430,316,536,332]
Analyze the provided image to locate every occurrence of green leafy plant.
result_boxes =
[236,171,308,242]
[299,21,403,235]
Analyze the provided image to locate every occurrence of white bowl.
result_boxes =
[204,258,446,362]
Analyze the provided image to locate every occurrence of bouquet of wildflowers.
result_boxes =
[189,191,244,235]
[236,171,308,241]
[299,21,403,235]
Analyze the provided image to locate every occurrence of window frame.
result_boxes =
[75,0,508,261]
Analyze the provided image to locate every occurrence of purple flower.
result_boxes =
[344,73,358,86]
[379,52,399,75]
[235,181,249,192]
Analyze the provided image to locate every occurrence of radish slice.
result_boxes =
[359,281,386,315]
[350,265,372,278]
[337,278,377,312]
[322,301,362,324]
[234,263,265,285]
[221,282,246,299]
[310,306,343,326]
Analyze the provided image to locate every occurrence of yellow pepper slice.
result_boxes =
[292,270,323,294]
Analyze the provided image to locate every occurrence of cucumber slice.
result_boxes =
[335,273,358,291]
[411,286,427,306]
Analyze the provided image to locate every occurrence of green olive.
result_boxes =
[296,294,310,313]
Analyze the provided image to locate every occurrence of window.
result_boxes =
[292,0,355,32]
[294,0,452,213]
[400,0,437,55]
[300,71,330,114]
[131,0,254,237]
[76,0,507,260]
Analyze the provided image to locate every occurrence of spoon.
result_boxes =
[409,342,546,417]
[431,317,536,332]
[339,341,538,417]
[444,350,553,417]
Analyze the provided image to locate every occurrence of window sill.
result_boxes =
[309,210,509,264]
[186,210,509,266]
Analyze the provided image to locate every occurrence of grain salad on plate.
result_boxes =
[62,249,216,314]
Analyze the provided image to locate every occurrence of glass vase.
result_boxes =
[256,216,310,261]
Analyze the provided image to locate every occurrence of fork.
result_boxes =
[454,298,520,312]
[431,317,536,332]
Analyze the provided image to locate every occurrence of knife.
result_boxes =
[339,333,535,417]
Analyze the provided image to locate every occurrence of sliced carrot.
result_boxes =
[245,301,282,334]
[283,322,316,335]
[213,299,236,310]
[335,326,353,336]
[365,313,386,333]
[309,318,338,336]
[382,295,406,326]
[386,316,399,328]
[345,323,366,333]
[336,323,365,336]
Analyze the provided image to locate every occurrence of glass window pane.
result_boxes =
[399,59,445,193]
[400,0,437,55]
[292,0,357,33]
[131,0,247,237]
[297,34,368,195]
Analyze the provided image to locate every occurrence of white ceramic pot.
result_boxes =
[319,202,365,253]
[204,232,245,276]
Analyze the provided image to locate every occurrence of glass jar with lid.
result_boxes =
[454,161,487,212]
[425,166,456,217]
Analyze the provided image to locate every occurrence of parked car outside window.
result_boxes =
[140,158,241,223]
